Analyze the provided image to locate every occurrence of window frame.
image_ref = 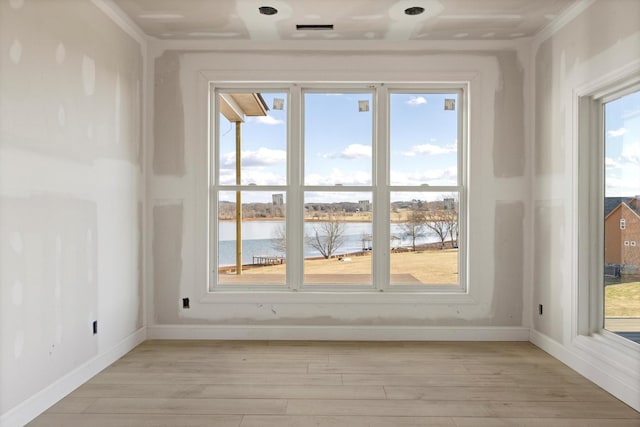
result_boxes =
[299,86,376,290]
[208,82,468,294]
[576,76,640,349]
[386,87,466,291]
[210,86,292,292]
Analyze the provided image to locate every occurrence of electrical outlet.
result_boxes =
[538,304,543,315]
[92,320,98,335]
[182,298,190,309]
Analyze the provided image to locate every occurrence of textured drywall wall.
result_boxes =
[532,0,640,343]
[153,50,185,176]
[153,203,183,324]
[493,201,525,325]
[149,48,528,328]
[0,197,97,415]
[0,0,143,416]
[493,51,525,178]
[532,200,566,341]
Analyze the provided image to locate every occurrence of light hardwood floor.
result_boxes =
[28,340,640,426]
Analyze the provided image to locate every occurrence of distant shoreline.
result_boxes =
[218,216,413,224]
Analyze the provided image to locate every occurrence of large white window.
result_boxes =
[209,84,466,292]
[602,88,640,343]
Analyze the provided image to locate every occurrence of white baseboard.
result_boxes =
[0,327,146,427]
[147,324,530,341]
[530,329,640,412]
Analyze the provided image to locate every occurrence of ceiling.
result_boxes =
[113,0,579,42]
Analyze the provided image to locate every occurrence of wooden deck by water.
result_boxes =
[28,340,640,426]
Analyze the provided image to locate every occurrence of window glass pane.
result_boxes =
[303,192,372,285]
[217,191,286,285]
[218,92,287,185]
[390,93,458,186]
[603,90,640,342]
[304,92,373,185]
[390,192,459,286]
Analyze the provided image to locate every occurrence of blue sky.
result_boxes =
[605,90,640,197]
[218,90,457,203]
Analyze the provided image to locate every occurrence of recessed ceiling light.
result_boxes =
[259,6,278,15]
[404,6,425,16]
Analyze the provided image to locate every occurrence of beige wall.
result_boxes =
[149,48,529,329]
[533,0,640,341]
[0,0,144,417]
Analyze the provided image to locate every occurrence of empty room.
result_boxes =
[1,0,639,426]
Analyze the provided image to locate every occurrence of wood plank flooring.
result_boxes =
[28,340,640,427]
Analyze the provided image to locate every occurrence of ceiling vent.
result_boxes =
[296,24,334,30]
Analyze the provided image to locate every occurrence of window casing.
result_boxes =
[209,83,467,293]
[577,79,639,346]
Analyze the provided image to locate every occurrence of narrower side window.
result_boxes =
[602,89,640,342]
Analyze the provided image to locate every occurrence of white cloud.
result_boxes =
[605,176,640,196]
[248,115,283,125]
[323,144,372,160]
[222,147,286,167]
[607,127,627,138]
[305,169,371,186]
[402,143,456,157]
[606,142,640,196]
[391,166,457,186]
[407,96,427,106]
[605,157,622,168]
[621,141,640,165]
[219,169,285,186]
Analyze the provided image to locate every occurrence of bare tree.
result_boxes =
[442,194,459,248]
[399,209,427,251]
[424,210,448,249]
[305,220,346,259]
[443,209,458,248]
[271,223,287,254]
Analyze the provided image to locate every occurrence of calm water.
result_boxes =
[218,221,440,266]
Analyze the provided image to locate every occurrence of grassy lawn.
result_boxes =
[605,281,640,317]
[240,248,459,285]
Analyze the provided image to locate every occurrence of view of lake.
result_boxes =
[218,221,441,266]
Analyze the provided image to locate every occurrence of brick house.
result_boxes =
[605,197,640,275]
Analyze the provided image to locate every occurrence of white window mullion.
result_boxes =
[458,87,468,292]
[288,85,303,290]
[374,85,390,291]
[209,86,220,291]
